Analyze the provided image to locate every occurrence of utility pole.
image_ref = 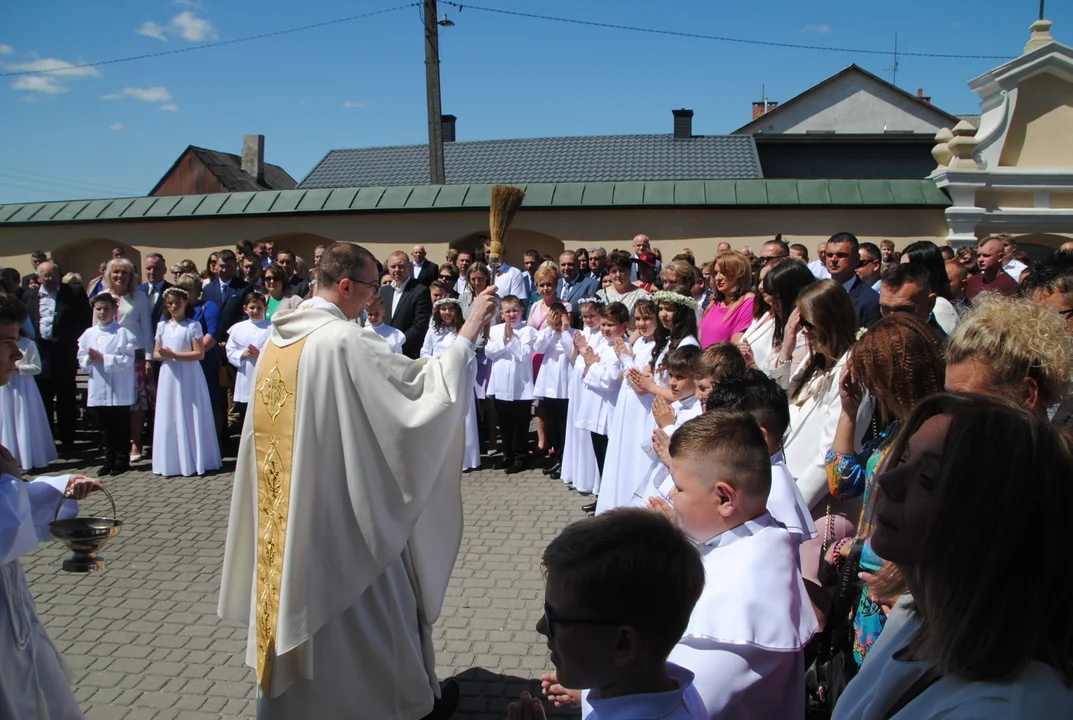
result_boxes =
[424,0,445,185]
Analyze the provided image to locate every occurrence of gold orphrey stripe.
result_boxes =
[252,337,306,695]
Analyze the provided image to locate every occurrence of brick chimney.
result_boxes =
[441,114,457,143]
[916,88,932,105]
[241,134,265,185]
[752,101,779,120]
[672,108,694,139]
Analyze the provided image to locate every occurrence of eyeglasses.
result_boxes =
[439,274,453,281]
[351,278,381,292]
[264,277,282,284]
[543,602,624,639]
[757,254,787,266]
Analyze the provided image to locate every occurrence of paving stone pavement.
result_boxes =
[21,439,588,720]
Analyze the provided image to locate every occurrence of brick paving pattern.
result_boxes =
[21,440,586,719]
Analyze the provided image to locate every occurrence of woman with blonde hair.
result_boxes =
[944,293,1073,414]
[699,251,754,347]
[834,393,1073,718]
[104,256,154,463]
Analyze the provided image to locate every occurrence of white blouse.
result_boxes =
[77,323,137,406]
[533,326,575,399]
[485,322,537,401]
[115,290,154,354]
[420,326,460,359]
[741,313,775,371]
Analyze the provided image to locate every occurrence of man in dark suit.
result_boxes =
[380,251,431,358]
[21,250,47,289]
[555,251,600,325]
[410,245,439,287]
[23,261,91,452]
[201,249,249,344]
[825,232,881,329]
[275,249,310,299]
[137,253,173,330]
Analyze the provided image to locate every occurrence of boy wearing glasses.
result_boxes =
[529,508,708,720]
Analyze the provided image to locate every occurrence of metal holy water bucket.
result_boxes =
[49,486,123,572]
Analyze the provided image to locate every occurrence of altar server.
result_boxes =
[533,303,574,477]
[77,293,137,476]
[485,295,538,475]
[655,411,818,719]
[422,298,481,472]
[558,298,604,494]
[576,302,629,476]
[152,287,222,477]
[364,293,405,354]
[226,292,273,428]
[0,334,57,472]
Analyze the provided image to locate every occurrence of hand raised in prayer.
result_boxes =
[507,691,547,720]
[460,287,500,344]
[572,330,587,352]
[582,347,598,367]
[651,427,671,466]
[652,396,675,428]
[613,337,632,359]
[647,496,679,526]
[504,320,514,342]
[64,475,104,500]
[88,348,105,365]
[1,445,22,478]
[540,671,581,708]
[243,344,260,361]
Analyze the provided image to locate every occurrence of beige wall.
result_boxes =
[999,73,1073,168]
[0,206,949,283]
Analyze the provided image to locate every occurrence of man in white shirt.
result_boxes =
[630,234,663,282]
[481,237,526,300]
[999,234,1029,282]
[807,241,831,279]
[411,245,438,287]
[453,250,473,294]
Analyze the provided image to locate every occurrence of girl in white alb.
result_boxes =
[152,287,222,477]
[226,292,273,422]
[532,303,574,477]
[0,336,57,471]
[421,298,481,471]
[597,298,659,509]
[559,298,604,494]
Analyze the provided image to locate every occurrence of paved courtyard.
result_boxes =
[22,437,587,719]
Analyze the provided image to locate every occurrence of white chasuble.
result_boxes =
[218,301,476,719]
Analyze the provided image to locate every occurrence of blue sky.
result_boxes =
[1,0,1068,204]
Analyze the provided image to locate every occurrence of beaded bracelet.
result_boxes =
[830,537,853,566]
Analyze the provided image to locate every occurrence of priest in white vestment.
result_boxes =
[0,292,106,719]
[219,243,500,720]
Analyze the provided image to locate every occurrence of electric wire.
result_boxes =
[0,167,142,195]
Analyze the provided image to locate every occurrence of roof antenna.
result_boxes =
[881,31,900,86]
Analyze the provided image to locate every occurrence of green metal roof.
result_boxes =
[0,179,949,225]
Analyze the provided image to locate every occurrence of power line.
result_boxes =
[0,172,134,198]
[0,166,142,195]
[0,3,419,77]
[442,2,1013,61]
[0,179,127,198]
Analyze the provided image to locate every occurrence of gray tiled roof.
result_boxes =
[299,134,763,188]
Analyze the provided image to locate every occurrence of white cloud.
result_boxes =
[173,0,203,6]
[137,11,217,42]
[109,123,124,131]
[159,103,180,112]
[11,75,67,94]
[3,57,100,78]
[342,101,364,108]
[801,24,832,34]
[0,45,14,55]
[137,21,168,42]
[101,86,173,103]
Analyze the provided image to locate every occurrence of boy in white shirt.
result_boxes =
[577,302,628,478]
[525,507,709,720]
[706,369,817,546]
[363,293,405,354]
[225,292,273,430]
[652,411,818,720]
[77,293,137,476]
[485,295,538,474]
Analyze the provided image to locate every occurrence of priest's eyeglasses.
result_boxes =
[543,602,624,639]
[350,278,381,292]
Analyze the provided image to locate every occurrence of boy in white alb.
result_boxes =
[650,411,818,720]
[559,298,605,496]
[363,293,405,354]
[225,292,273,429]
[485,295,538,474]
[576,302,629,479]
[77,293,137,476]
[705,369,817,545]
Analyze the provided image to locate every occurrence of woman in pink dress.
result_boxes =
[699,251,755,348]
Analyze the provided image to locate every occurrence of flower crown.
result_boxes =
[650,290,698,311]
[161,287,189,301]
[577,296,603,305]
[433,297,462,309]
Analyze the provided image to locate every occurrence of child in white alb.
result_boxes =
[226,292,273,431]
[558,298,604,497]
[576,302,629,480]
[533,303,574,479]
[485,295,537,474]
[76,293,137,476]
[364,294,405,354]
[0,334,57,471]
[421,297,481,471]
[152,287,222,477]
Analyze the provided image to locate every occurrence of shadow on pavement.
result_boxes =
[450,667,580,719]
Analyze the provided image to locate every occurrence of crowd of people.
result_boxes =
[3,228,1073,719]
